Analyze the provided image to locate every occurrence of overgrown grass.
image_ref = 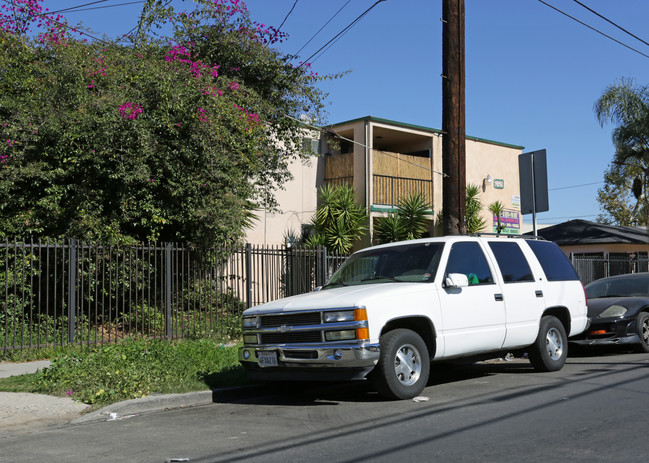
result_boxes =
[0,345,71,363]
[0,338,249,406]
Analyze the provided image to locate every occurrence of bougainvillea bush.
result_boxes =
[0,0,329,247]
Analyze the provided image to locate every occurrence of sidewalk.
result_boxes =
[0,361,214,433]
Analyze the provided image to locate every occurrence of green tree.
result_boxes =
[305,184,367,254]
[0,0,329,247]
[465,183,486,233]
[595,78,649,226]
[597,160,647,225]
[374,193,431,244]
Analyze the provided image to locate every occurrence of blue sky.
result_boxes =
[36,0,649,225]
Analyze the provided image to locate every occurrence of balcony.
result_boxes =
[372,174,432,206]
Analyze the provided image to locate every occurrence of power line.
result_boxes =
[298,0,386,68]
[549,181,604,191]
[530,213,599,222]
[117,0,174,43]
[536,0,649,60]
[309,23,351,66]
[48,0,114,15]
[293,0,351,57]
[573,0,649,49]
[49,1,145,15]
[1,0,110,43]
[277,0,299,33]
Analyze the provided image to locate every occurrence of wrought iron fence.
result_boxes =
[571,255,649,285]
[1,240,347,351]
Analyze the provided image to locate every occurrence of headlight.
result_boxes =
[325,330,356,341]
[598,305,627,318]
[324,310,355,323]
[242,316,259,329]
[243,334,258,345]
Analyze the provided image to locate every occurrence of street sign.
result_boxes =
[519,149,549,214]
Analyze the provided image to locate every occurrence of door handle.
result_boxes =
[535,290,543,298]
[494,293,504,302]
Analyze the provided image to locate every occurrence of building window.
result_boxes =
[302,137,320,154]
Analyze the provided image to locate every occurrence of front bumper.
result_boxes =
[570,317,639,347]
[238,342,380,381]
[570,334,641,347]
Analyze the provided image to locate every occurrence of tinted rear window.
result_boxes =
[488,241,534,283]
[526,240,579,281]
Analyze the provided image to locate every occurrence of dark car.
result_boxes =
[571,273,649,352]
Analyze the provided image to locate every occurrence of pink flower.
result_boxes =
[119,102,143,120]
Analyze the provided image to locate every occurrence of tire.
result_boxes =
[373,328,430,400]
[634,312,649,353]
[528,315,567,372]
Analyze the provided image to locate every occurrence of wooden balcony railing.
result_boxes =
[373,174,433,206]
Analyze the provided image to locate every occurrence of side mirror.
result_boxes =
[445,273,469,289]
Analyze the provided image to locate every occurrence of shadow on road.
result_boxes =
[210,359,544,406]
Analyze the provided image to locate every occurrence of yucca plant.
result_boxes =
[466,183,486,233]
[374,193,431,244]
[305,184,367,254]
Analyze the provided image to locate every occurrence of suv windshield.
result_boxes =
[323,242,444,289]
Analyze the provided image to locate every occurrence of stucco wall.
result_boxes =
[465,138,522,233]
[561,244,649,256]
[245,155,321,245]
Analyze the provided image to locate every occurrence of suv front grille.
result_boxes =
[260,331,323,344]
[261,312,322,327]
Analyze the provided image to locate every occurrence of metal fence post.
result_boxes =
[285,244,293,297]
[245,243,252,308]
[68,239,77,344]
[165,243,172,339]
[322,247,329,286]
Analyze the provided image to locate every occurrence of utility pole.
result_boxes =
[442,0,466,235]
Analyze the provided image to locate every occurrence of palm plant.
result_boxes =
[374,193,431,244]
[488,201,505,234]
[595,78,649,226]
[373,211,409,244]
[305,184,367,254]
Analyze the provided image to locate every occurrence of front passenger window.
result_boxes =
[445,242,494,285]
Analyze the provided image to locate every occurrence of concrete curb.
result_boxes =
[72,384,265,424]
[72,390,215,424]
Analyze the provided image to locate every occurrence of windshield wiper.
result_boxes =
[359,275,399,282]
[321,281,349,289]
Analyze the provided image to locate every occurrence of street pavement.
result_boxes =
[0,360,215,434]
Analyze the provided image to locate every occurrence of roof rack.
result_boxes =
[469,233,546,241]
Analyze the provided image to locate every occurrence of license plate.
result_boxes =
[258,351,278,367]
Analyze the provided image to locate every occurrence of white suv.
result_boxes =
[239,236,589,399]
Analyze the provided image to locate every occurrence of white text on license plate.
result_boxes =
[258,351,278,367]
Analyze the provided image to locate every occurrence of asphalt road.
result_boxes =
[2,350,649,463]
